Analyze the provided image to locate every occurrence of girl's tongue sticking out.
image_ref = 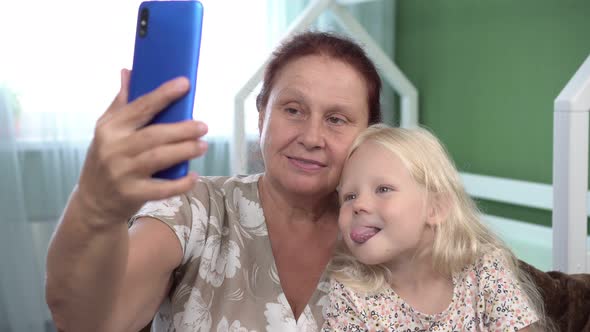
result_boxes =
[350,226,380,244]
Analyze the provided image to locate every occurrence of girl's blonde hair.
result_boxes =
[329,124,552,330]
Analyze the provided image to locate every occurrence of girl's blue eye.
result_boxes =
[376,186,393,194]
[342,193,356,201]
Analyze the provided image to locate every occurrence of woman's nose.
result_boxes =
[299,118,325,150]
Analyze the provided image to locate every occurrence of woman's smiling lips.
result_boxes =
[287,156,327,171]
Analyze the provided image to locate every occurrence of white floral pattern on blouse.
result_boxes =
[322,251,539,332]
[130,174,329,332]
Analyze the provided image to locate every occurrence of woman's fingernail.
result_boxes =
[174,77,189,90]
[196,122,208,132]
[190,172,199,182]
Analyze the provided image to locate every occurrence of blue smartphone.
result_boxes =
[128,0,203,180]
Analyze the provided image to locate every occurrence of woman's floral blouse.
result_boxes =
[130,174,330,332]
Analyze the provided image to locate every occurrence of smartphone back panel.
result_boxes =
[129,0,203,179]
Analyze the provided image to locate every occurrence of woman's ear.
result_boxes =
[426,193,451,227]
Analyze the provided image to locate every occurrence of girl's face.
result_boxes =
[338,141,438,267]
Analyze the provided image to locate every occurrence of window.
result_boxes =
[0,0,271,143]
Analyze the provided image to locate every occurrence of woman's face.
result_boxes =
[259,55,370,198]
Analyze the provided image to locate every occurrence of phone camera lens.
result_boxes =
[139,8,149,37]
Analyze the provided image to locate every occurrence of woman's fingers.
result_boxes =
[119,68,131,103]
[76,72,202,222]
[132,139,208,177]
[113,77,190,130]
[118,120,208,157]
[131,174,199,202]
[97,69,132,126]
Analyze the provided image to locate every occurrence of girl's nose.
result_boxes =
[352,195,370,215]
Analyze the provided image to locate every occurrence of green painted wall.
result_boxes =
[394,0,590,230]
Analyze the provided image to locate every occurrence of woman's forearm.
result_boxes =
[44,69,207,331]
[45,188,129,331]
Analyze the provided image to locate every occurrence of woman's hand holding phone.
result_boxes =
[45,4,205,330]
[76,69,208,225]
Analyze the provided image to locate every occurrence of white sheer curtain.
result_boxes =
[0,2,108,329]
[0,92,47,332]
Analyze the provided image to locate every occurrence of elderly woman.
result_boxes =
[45,31,382,332]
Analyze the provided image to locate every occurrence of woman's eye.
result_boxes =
[327,116,346,125]
[376,186,393,194]
[342,193,356,202]
[284,107,300,116]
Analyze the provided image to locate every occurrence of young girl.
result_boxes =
[323,125,551,331]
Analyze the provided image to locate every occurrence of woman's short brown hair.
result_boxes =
[256,31,382,125]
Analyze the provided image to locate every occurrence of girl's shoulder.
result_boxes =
[457,248,519,297]
[459,248,512,274]
[455,251,540,328]
[328,278,352,298]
